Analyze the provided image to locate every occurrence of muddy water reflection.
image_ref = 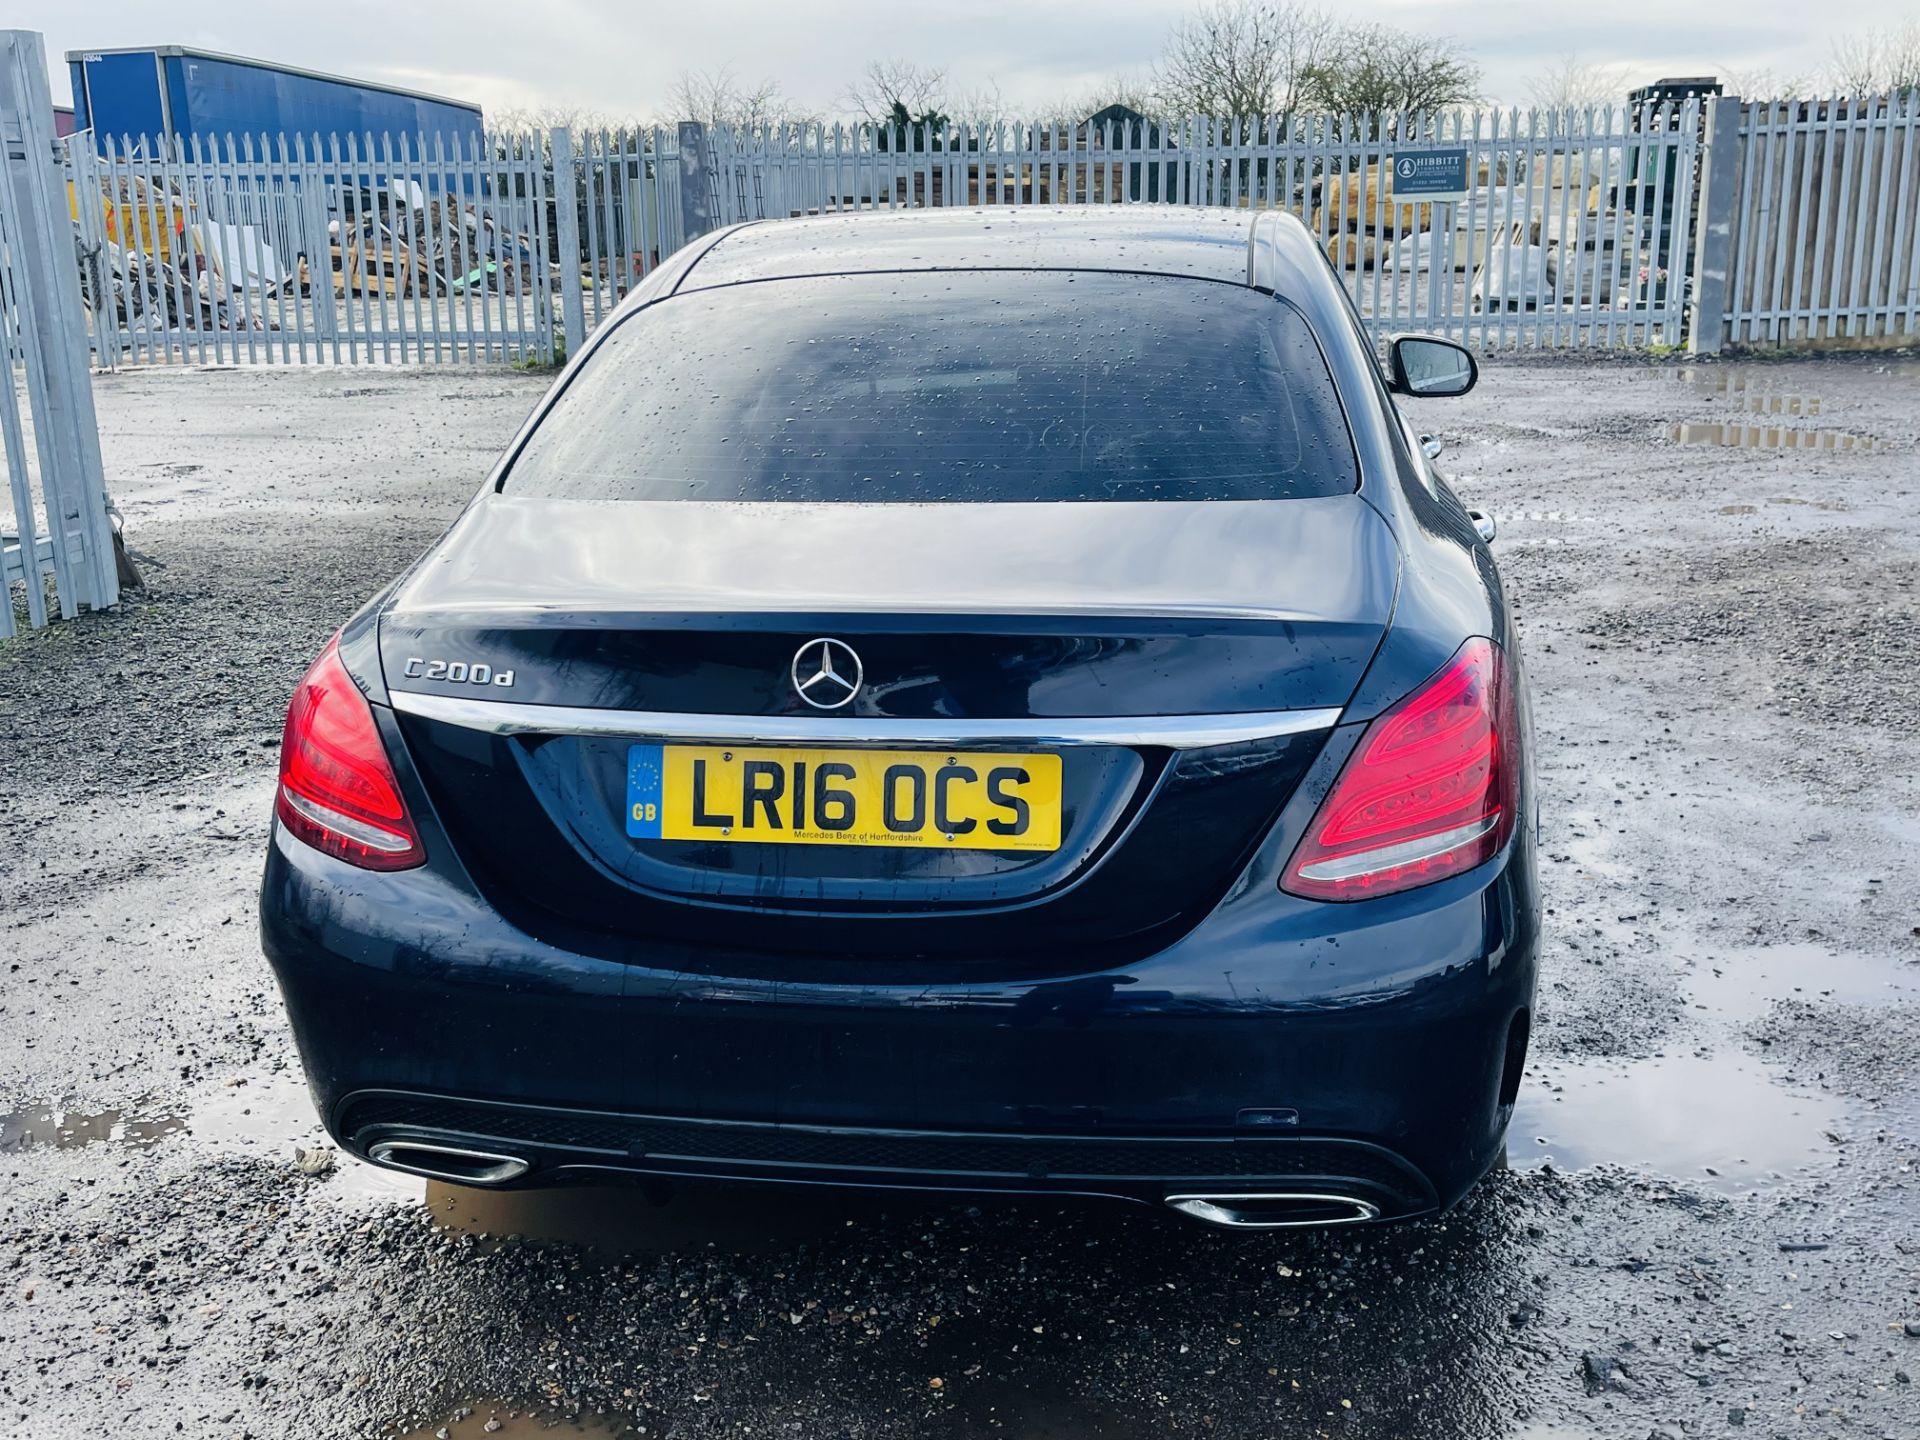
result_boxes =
[1734,393,1821,415]
[0,1105,186,1151]
[1664,365,1827,416]
[1667,421,1886,451]
[427,1177,912,1253]
[0,1074,318,1156]
[383,1188,1520,1440]
[0,1078,417,1203]
[393,1404,632,1438]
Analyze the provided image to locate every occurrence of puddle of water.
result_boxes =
[1509,1053,1850,1192]
[187,1073,328,1148]
[1661,366,1825,415]
[1680,942,1919,1027]
[391,1404,631,1439]
[0,1106,186,1152]
[192,1075,423,1205]
[1737,392,1821,416]
[1667,421,1886,452]
[333,1159,426,1206]
[0,1075,418,1206]
[426,1176,909,1254]
[0,1075,317,1157]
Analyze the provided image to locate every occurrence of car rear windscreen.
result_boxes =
[502,271,1359,503]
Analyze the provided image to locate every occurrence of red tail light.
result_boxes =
[1281,638,1519,902]
[275,639,425,871]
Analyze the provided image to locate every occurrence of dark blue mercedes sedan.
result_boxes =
[260,207,1538,1230]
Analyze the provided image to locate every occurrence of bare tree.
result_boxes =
[1152,0,1340,123]
[1828,20,1920,95]
[1300,25,1481,117]
[1525,53,1626,111]
[842,59,949,125]
[669,65,814,131]
[947,79,1010,135]
[1712,65,1812,101]
[490,103,647,138]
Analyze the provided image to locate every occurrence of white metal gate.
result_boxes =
[1724,94,1920,345]
[2,30,117,635]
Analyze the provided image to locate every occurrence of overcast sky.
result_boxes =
[18,0,1907,117]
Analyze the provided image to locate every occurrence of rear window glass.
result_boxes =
[503,271,1358,502]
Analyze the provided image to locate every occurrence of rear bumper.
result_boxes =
[260,805,1539,1221]
[339,1091,1437,1220]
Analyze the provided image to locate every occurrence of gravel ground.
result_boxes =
[2,354,1918,1440]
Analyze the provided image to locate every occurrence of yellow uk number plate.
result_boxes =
[625,744,1062,852]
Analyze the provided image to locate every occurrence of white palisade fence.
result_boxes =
[39,93,1920,370]
[67,129,569,366]
[3,30,118,635]
[1724,94,1920,346]
[694,105,1703,349]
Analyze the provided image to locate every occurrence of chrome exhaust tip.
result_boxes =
[366,1138,531,1186]
[1164,1192,1381,1229]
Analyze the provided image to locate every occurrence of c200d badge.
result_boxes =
[402,657,516,687]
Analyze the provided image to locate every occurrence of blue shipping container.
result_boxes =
[67,46,483,153]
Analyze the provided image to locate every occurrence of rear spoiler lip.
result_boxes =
[387,495,1399,631]
[382,602,1371,628]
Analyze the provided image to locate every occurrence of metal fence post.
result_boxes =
[549,126,585,358]
[299,155,338,349]
[62,136,109,366]
[678,121,714,240]
[0,29,118,620]
[1687,96,1744,355]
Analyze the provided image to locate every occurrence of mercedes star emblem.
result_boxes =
[791,637,863,710]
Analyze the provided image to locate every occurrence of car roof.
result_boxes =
[679,206,1265,291]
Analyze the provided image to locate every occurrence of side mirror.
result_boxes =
[1467,508,1498,544]
[1389,336,1478,397]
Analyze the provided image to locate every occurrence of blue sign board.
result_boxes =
[1393,148,1470,201]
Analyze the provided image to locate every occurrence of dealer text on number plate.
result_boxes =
[625,745,1062,852]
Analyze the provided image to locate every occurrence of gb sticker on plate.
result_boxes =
[626,744,664,838]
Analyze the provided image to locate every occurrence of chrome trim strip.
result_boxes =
[388,690,1342,750]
